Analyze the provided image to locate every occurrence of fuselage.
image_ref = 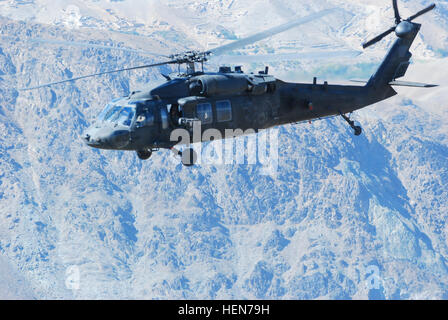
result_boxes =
[82,69,397,152]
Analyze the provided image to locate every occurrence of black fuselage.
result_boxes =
[122,75,397,150]
[84,21,419,153]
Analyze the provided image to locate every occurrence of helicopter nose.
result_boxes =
[82,128,102,148]
[82,134,99,147]
[82,126,130,149]
[83,133,91,143]
[83,133,101,147]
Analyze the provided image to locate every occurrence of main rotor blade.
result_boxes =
[210,50,361,64]
[207,8,339,56]
[393,0,401,24]
[0,35,168,58]
[30,38,169,58]
[362,27,395,49]
[407,3,436,22]
[20,60,177,91]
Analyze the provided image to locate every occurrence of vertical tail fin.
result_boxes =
[366,23,420,88]
[362,1,436,89]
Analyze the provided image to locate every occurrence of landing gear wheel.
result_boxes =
[340,113,363,137]
[137,149,152,160]
[181,148,197,167]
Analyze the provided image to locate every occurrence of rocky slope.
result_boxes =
[0,0,447,299]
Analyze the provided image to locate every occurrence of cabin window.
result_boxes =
[161,107,169,130]
[216,100,232,122]
[196,103,213,124]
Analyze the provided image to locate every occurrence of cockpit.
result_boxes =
[97,103,136,127]
[83,98,162,150]
[96,99,160,128]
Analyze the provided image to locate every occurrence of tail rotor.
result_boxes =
[362,0,436,49]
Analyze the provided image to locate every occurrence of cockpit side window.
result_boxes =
[136,102,155,128]
[136,111,154,127]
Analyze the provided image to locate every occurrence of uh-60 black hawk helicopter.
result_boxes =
[22,0,438,166]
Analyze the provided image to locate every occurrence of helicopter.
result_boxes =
[21,0,438,166]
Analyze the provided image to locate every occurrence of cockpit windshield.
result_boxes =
[97,103,114,121]
[97,104,136,127]
[115,107,135,126]
[104,106,122,122]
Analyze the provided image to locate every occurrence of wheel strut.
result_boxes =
[340,113,362,136]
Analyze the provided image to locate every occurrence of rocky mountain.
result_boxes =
[0,0,447,299]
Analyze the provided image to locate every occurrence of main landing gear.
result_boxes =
[136,149,152,160]
[137,147,198,166]
[341,113,362,136]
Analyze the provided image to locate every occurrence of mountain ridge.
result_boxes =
[0,0,447,299]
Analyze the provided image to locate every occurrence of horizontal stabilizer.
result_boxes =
[350,79,438,88]
[388,80,438,88]
[350,79,368,84]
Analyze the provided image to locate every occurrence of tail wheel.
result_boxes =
[137,149,152,160]
[181,148,197,167]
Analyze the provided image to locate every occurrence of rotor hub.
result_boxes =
[169,51,209,64]
[395,21,415,38]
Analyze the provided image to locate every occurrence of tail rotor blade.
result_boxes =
[362,27,396,49]
[407,3,436,22]
[393,0,401,24]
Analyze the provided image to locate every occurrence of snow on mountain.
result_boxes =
[0,0,448,299]
[0,254,35,299]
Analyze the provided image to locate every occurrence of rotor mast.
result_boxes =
[169,51,208,75]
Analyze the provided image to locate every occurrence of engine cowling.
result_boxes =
[189,74,249,97]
